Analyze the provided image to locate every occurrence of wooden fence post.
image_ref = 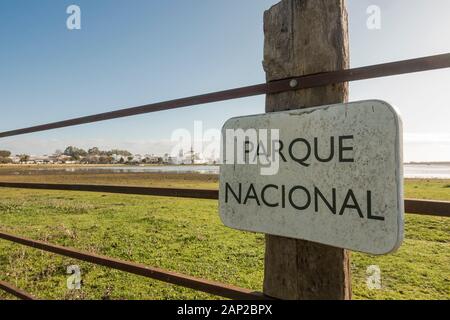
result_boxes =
[263,0,351,300]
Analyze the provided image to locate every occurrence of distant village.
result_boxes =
[0,146,219,166]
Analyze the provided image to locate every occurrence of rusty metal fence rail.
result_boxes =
[0,231,266,300]
[0,281,37,300]
[0,53,449,139]
[0,182,448,217]
[0,53,450,300]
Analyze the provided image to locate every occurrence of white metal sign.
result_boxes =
[219,100,404,255]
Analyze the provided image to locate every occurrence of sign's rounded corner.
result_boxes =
[366,99,403,123]
[222,115,250,132]
[369,232,404,256]
[218,208,231,229]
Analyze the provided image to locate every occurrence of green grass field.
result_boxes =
[0,167,448,300]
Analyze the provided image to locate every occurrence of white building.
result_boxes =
[144,155,161,164]
[29,155,53,164]
[9,156,21,164]
[163,154,179,165]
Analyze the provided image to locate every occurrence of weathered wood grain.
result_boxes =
[263,0,351,300]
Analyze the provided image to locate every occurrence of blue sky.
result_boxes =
[0,0,449,161]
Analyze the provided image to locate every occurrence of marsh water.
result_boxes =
[3,164,450,179]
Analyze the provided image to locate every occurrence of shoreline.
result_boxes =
[1,163,450,168]
[0,164,449,180]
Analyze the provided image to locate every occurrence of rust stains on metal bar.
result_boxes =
[0,281,37,300]
[0,231,267,300]
[0,182,448,217]
[405,199,450,218]
[282,53,450,91]
[0,182,219,200]
[0,53,449,138]
[0,83,267,139]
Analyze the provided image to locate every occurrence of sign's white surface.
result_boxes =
[219,100,404,255]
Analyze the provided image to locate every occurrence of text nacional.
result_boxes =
[219,100,404,254]
[224,183,384,221]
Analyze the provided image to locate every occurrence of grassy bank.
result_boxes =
[0,168,448,300]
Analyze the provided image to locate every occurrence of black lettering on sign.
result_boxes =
[244,140,255,164]
[257,139,270,164]
[288,186,311,211]
[273,140,287,163]
[249,135,356,166]
[244,183,260,206]
[367,191,384,221]
[225,183,241,204]
[224,183,380,221]
[339,189,364,218]
[314,136,335,163]
[289,138,311,167]
[314,187,337,214]
[261,184,279,207]
[339,135,354,163]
